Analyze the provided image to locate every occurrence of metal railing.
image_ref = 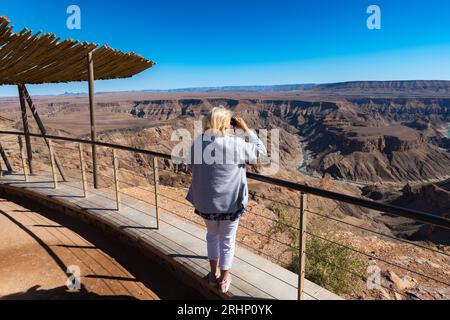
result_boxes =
[1,130,450,300]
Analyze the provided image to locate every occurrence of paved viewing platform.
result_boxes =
[0,198,161,299]
[0,172,341,300]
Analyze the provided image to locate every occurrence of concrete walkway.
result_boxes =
[0,172,342,300]
[0,197,159,299]
[0,195,206,300]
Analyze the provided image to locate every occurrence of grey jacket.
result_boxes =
[186,130,267,215]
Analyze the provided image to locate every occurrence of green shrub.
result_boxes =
[289,235,366,295]
[268,203,367,295]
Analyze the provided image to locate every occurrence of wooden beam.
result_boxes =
[18,85,33,174]
[87,51,98,188]
[0,143,13,172]
[19,84,67,181]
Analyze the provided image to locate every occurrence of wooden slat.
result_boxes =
[0,16,155,84]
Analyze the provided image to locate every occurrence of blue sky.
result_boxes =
[1,0,450,96]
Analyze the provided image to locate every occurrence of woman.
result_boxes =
[186,106,267,293]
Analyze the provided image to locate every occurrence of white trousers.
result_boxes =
[204,219,240,270]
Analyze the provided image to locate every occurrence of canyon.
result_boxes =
[0,80,449,299]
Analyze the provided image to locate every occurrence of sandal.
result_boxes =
[208,272,219,286]
[219,276,231,293]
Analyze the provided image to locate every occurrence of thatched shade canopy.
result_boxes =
[0,16,155,85]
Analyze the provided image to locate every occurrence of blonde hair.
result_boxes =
[203,106,232,136]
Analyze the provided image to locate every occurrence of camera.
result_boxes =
[230,117,237,127]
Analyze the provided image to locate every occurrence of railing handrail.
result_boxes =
[1,130,450,230]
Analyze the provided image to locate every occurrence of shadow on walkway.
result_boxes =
[1,285,137,300]
[0,194,207,300]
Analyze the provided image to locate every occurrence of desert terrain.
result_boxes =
[0,80,449,299]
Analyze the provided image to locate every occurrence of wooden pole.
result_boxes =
[87,51,98,189]
[298,192,307,300]
[78,143,88,198]
[18,85,33,175]
[153,157,160,230]
[0,143,13,172]
[19,84,67,181]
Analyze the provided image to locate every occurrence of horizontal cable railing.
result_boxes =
[1,130,449,300]
[2,130,448,229]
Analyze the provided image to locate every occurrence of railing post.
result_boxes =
[153,157,160,230]
[48,139,58,189]
[298,191,307,300]
[113,149,120,211]
[78,143,88,198]
[18,136,28,182]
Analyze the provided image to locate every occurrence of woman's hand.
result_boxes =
[233,116,250,132]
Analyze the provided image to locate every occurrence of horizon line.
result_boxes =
[1,79,450,98]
